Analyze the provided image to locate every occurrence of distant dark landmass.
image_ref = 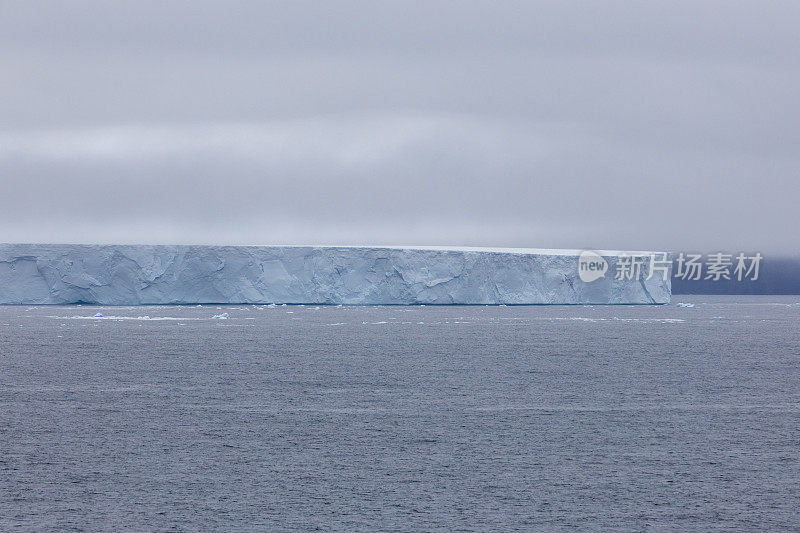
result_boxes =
[672,254,800,295]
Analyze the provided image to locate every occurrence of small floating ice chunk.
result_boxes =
[676,303,695,308]
[93,312,103,318]
[212,313,229,320]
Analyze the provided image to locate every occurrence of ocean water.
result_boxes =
[1,296,799,531]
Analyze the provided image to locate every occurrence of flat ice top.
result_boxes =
[293,245,662,255]
[8,243,662,256]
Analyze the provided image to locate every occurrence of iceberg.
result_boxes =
[0,244,671,305]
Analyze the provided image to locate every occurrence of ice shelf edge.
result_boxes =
[0,244,671,305]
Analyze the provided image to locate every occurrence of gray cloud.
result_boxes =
[1,1,798,253]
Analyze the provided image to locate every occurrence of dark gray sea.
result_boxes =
[2,296,799,531]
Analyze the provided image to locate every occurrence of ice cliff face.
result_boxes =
[0,244,670,305]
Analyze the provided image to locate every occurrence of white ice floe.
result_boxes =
[45,315,200,321]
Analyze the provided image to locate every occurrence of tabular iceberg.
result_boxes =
[0,244,671,305]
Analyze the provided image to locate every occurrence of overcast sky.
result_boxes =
[1,1,798,253]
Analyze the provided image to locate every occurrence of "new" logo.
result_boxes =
[578,250,608,283]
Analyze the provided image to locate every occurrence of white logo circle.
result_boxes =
[578,250,608,283]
